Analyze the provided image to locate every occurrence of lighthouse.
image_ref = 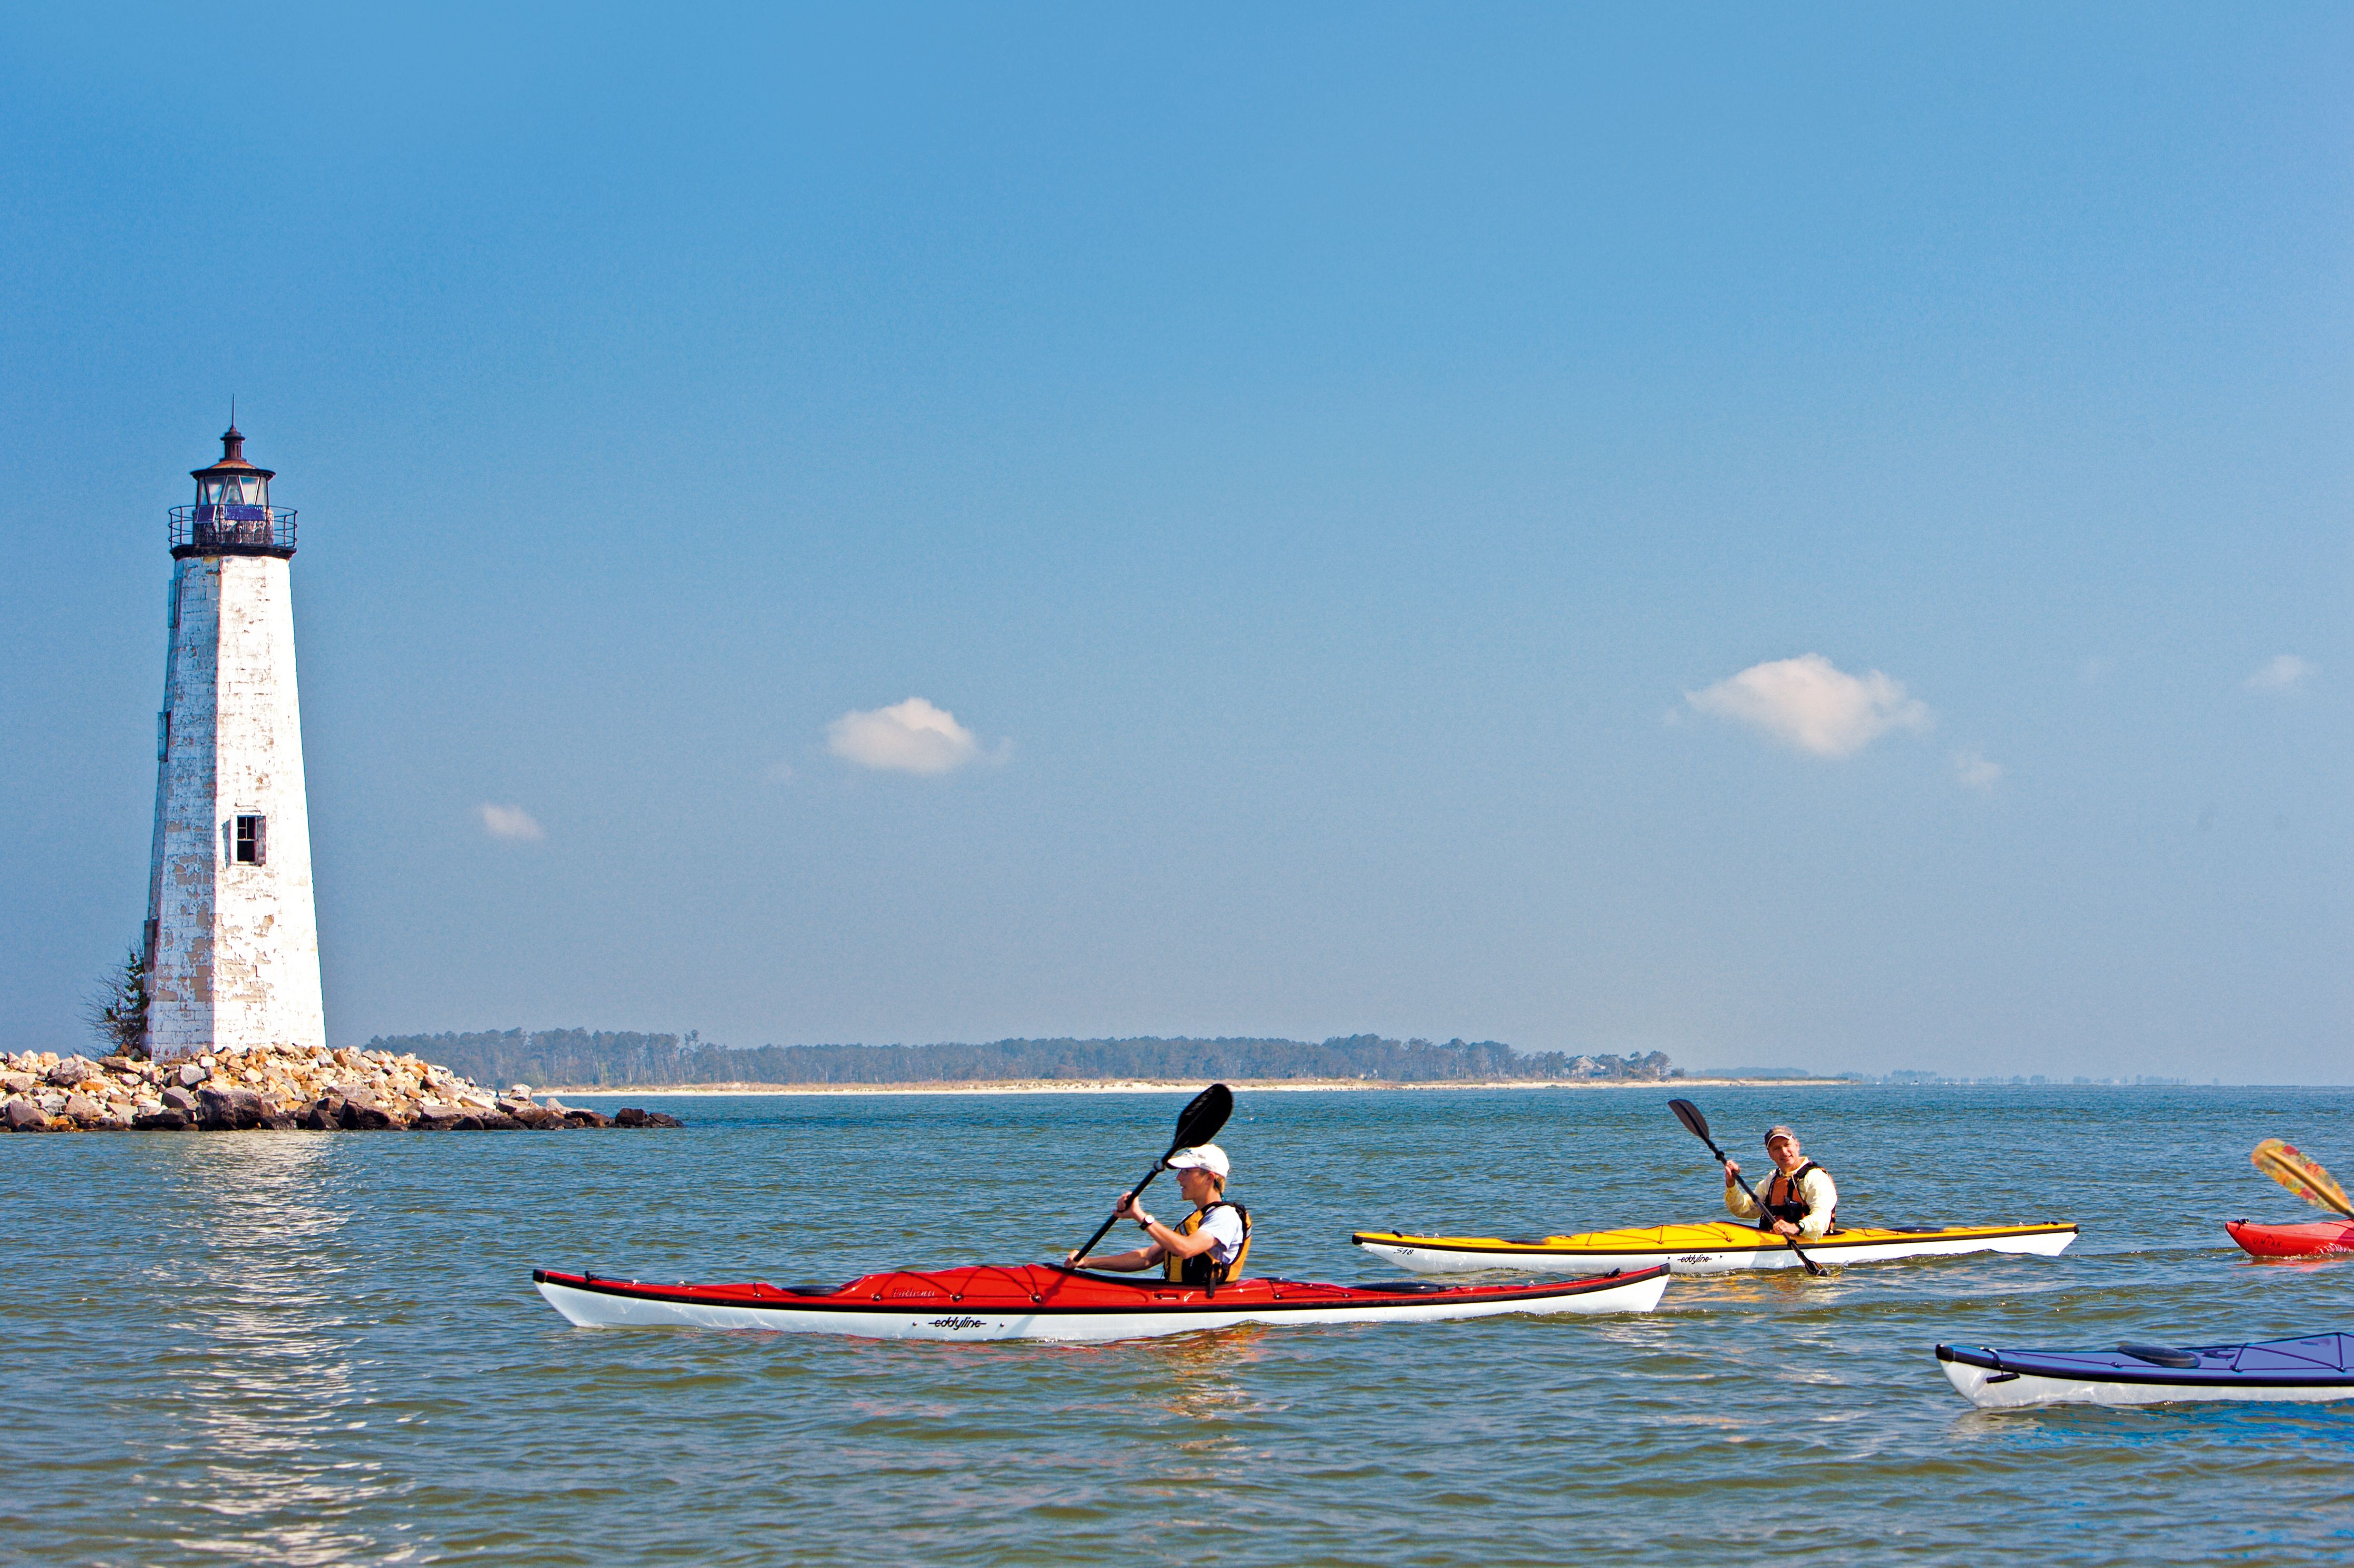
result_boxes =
[141,423,326,1059]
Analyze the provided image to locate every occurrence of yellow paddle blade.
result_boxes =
[2253,1139,2354,1219]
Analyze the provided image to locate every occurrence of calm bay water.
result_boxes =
[7,1085,2354,1565]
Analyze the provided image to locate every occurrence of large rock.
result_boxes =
[338,1097,399,1130]
[161,1085,199,1113]
[46,1057,101,1087]
[197,1085,268,1130]
[562,1108,613,1128]
[3,1100,46,1131]
[134,1109,192,1131]
[177,1063,207,1088]
[600,1107,684,1128]
[62,1094,103,1124]
[0,1073,33,1096]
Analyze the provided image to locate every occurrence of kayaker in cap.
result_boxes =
[1066,1144,1253,1285]
[1721,1125,1838,1239]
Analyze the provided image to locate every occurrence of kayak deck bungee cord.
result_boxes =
[1351,1219,2079,1276]
[1937,1332,2354,1409]
[534,1262,1671,1341]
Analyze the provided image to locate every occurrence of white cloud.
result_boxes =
[1953,750,2004,791]
[1685,654,1932,758]
[2245,654,2313,692]
[478,803,545,841]
[826,696,986,775]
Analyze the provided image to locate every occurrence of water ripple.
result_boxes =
[7,1086,2354,1564]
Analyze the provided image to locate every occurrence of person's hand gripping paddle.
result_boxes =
[1063,1083,1235,1270]
[2252,1138,2354,1220]
[1667,1097,1827,1277]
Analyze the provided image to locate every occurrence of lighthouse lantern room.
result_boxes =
[143,422,326,1059]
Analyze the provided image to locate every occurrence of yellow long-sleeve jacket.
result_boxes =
[1725,1163,1838,1239]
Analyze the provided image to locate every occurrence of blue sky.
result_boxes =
[2,5,2346,1079]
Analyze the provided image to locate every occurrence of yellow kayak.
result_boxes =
[1351,1219,2079,1276]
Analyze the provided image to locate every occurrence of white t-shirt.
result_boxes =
[1184,1204,1246,1264]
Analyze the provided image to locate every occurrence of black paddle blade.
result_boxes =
[1668,1097,1711,1143]
[1168,1082,1233,1157]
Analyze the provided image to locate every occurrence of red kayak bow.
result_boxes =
[2225,1218,2354,1260]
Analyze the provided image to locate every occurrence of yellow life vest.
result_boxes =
[1165,1199,1251,1286]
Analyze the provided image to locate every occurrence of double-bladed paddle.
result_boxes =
[1667,1097,1827,1277]
[2253,1138,2354,1220]
[1064,1082,1235,1267]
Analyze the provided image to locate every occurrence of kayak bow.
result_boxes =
[533,1262,1670,1342]
[1938,1332,2354,1409]
[2224,1218,2354,1260]
[1352,1219,2079,1276]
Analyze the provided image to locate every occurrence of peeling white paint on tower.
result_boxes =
[142,424,326,1058]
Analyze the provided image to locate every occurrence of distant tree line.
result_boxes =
[360,1029,1677,1088]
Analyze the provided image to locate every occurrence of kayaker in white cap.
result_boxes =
[1721,1125,1838,1239]
[1066,1144,1253,1285]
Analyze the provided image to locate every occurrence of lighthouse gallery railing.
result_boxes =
[169,505,298,554]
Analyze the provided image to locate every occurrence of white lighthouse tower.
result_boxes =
[142,422,326,1060]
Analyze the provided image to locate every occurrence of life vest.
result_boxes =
[1759,1161,1835,1232]
[1165,1199,1252,1286]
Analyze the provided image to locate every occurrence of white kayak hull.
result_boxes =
[1939,1358,2354,1410]
[535,1269,1670,1343]
[1355,1225,2078,1277]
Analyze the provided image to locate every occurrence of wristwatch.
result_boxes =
[1134,1212,1157,1231]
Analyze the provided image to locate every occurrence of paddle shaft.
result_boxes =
[1070,1161,1174,1264]
[1688,1126,1827,1277]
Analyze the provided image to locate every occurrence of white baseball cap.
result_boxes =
[1165,1144,1230,1179]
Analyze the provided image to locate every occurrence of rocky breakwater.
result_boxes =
[0,1046,684,1134]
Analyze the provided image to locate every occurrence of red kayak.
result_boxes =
[2225,1218,2354,1259]
[535,1261,1671,1341]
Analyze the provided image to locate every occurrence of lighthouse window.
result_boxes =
[233,814,267,865]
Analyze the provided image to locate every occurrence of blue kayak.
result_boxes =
[1938,1331,2354,1409]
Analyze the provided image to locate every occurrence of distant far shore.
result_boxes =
[544,1076,1861,1097]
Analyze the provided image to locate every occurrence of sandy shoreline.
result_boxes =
[545,1077,1857,1098]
